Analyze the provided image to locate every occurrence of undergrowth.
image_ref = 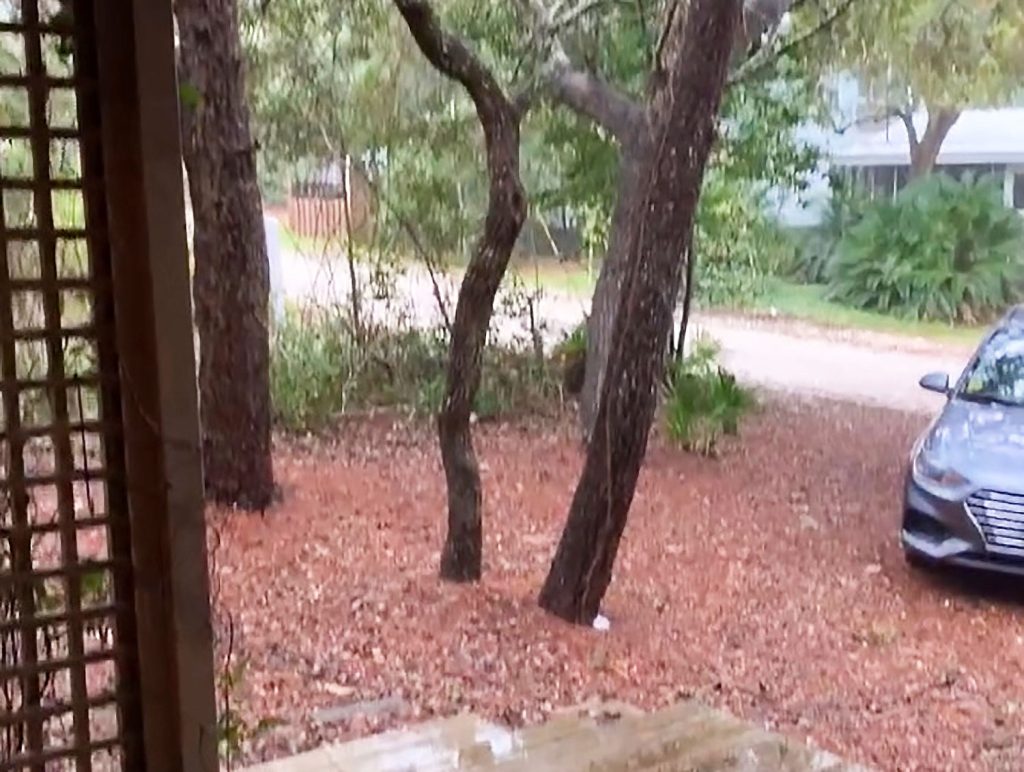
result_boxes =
[662,335,754,457]
[270,309,565,432]
[827,174,1024,323]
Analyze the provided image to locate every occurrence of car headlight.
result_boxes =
[912,448,968,489]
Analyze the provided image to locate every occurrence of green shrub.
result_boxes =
[694,173,796,308]
[270,312,357,431]
[794,172,870,284]
[552,321,587,397]
[827,174,1024,323]
[662,336,754,457]
[270,310,565,432]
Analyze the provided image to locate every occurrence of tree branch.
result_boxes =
[728,0,859,86]
[547,61,645,140]
[394,0,516,128]
[552,0,608,31]
[895,108,919,152]
[516,0,644,140]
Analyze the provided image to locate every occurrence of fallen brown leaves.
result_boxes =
[211,398,1024,771]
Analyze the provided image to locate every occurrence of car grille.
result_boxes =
[967,489,1024,554]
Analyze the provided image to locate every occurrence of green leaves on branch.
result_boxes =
[832,0,1024,111]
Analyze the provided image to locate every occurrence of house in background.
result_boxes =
[773,74,1024,228]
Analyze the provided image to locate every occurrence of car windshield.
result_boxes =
[959,330,1024,407]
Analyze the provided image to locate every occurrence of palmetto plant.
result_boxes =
[662,336,754,457]
[828,174,1024,323]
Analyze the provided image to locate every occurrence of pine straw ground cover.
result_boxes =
[211,397,1024,771]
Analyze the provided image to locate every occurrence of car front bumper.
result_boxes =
[901,472,1024,578]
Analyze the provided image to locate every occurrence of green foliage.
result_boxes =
[662,336,754,457]
[833,0,1024,112]
[794,172,871,284]
[270,311,564,432]
[551,321,588,397]
[694,172,797,307]
[827,174,1024,323]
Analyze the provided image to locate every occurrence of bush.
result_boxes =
[794,172,870,284]
[827,174,1024,323]
[551,321,587,397]
[269,312,360,431]
[270,310,565,432]
[662,336,754,457]
[694,173,796,308]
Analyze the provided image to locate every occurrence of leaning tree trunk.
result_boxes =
[553,1,790,442]
[177,0,276,510]
[394,0,528,582]
[579,143,646,442]
[539,0,740,625]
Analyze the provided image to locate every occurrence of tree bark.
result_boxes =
[674,232,695,360]
[539,0,740,625]
[898,106,960,179]
[537,1,829,442]
[578,142,646,441]
[177,0,276,510]
[394,0,528,582]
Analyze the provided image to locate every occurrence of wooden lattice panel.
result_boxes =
[0,1,141,769]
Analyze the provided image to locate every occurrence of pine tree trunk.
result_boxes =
[539,0,740,624]
[394,0,528,583]
[177,0,276,510]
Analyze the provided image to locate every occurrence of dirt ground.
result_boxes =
[212,397,1024,771]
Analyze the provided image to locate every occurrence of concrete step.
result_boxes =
[245,701,870,772]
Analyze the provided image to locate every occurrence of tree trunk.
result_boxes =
[579,143,647,442]
[539,0,740,625]
[177,0,276,510]
[901,107,960,179]
[394,0,528,583]
[674,232,696,360]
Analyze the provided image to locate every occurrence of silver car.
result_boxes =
[902,306,1024,575]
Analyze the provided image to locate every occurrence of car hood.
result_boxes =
[926,399,1024,491]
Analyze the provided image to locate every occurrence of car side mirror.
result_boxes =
[919,372,950,395]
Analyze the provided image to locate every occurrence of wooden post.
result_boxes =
[93,1,219,770]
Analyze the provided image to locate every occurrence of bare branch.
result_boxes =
[552,0,608,31]
[516,0,644,140]
[830,103,911,135]
[728,0,859,86]
[547,61,645,140]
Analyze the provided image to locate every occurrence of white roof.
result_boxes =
[801,108,1024,167]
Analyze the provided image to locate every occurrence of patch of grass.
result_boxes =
[753,279,986,346]
[511,259,597,298]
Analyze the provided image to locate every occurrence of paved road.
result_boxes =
[274,250,973,416]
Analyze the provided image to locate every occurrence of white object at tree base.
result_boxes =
[593,614,610,632]
[264,213,285,326]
